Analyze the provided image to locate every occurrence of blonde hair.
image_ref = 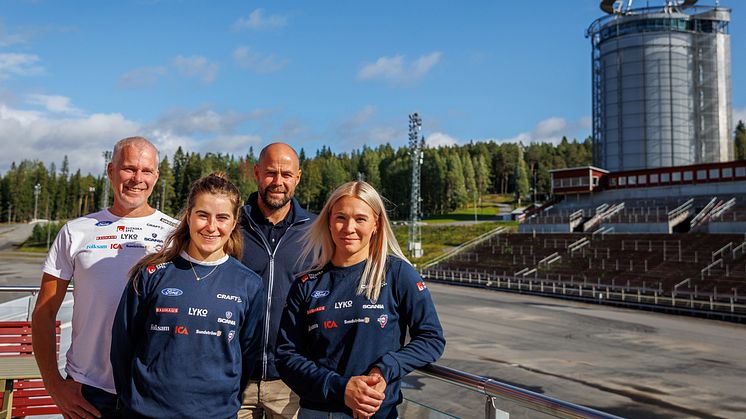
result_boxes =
[128,172,243,292]
[299,181,409,302]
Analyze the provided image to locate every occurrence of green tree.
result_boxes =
[515,145,530,205]
[735,120,746,160]
[445,152,468,211]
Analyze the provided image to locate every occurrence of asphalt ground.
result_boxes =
[1,224,745,418]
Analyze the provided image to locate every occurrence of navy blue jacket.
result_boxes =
[239,193,316,380]
[276,257,445,415]
[111,255,265,419]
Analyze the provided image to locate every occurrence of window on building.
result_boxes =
[628,176,636,185]
[709,169,719,179]
[723,168,733,178]
[683,171,693,181]
[610,177,617,186]
[650,173,659,183]
[619,177,626,186]
[638,175,647,184]
[661,173,670,183]
[736,167,746,177]
[672,172,681,182]
[697,170,707,180]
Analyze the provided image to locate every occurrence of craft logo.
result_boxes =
[323,320,338,329]
[160,217,178,227]
[110,243,122,250]
[334,300,352,309]
[195,329,222,336]
[417,281,427,291]
[150,324,169,332]
[120,233,138,240]
[174,326,189,335]
[86,244,107,249]
[188,307,208,317]
[161,288,183,297]
[156,307,178,314]
[362,303,384,309]
[216,293,242,303]
[228,330,235,342]
[147,223,165,230]
[96,235,117,240]
[343,317,370,325]
[95,221,113,227]
[311,290,330,298]
[307,306,325,315]
[377,314,388,329]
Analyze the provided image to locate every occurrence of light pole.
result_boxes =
[33,183,41,221]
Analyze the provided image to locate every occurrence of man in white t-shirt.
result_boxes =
[32,137,177,419]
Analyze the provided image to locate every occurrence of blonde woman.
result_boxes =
[276,181,445,419]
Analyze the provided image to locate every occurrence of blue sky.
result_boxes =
[1,0,744,175]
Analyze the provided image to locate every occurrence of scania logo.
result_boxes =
[225,311,232,319]
[161,288,183,297]
[311,290,330,298]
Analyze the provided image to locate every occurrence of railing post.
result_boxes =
[485,396,509,419]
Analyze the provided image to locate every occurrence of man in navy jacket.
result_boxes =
[238,143,316,419]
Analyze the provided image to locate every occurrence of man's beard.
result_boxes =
[260,185,292,210]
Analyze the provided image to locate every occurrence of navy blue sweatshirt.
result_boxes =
[111,254,265,419]
[275,257,445,415]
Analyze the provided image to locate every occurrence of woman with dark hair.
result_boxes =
[111,172,265,418]
[276,181,445,419]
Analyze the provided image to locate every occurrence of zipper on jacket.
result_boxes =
[245,211,310,379]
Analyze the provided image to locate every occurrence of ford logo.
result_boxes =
[161,288,183,297]
[311,290,330,298]
[95,221,113,227]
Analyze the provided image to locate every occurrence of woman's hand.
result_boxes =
[344,375,385,419]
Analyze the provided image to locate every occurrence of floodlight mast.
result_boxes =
[101,151,112,210]
[408,113,424,259]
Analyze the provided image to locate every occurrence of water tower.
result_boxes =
[587,0,732,171]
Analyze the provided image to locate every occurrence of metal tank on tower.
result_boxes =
[587,0,732,172]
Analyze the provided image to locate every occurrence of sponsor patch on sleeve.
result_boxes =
[416,281,427,291]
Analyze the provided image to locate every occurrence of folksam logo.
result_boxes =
[161,288,183,297]
[311,290,330,298]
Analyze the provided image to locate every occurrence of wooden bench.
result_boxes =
[0,321,61,417]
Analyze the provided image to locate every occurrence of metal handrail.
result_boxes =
[0,285,621,418]
[418,364,622,419]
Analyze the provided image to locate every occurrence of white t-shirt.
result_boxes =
[43,208,178,394]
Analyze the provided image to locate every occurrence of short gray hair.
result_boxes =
[111,136,159,166]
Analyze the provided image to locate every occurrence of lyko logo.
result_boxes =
[174,326,189,335]
[188,307,208,317]
[334,300,352,309]
[121,233,138,240]
[110,243,122,250]
[117,225,125,232]
[323,320,338,329]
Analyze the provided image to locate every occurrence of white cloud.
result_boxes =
[492,116,591,145]
[0,53,44,79]
[234,9,288,31]
[357,52,441,83]
[334,106,406,150]
[118,66,167,88]
[198,135,263,154]
[150,107,265,136]
[0,102,142,175]
[425,132,459,148]
[233,46,288,73]
[172,55,218,84]
[26,94,83,115]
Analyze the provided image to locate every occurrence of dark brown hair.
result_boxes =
[128,172,243,291]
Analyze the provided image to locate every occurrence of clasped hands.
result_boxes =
[344,367,387,419]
